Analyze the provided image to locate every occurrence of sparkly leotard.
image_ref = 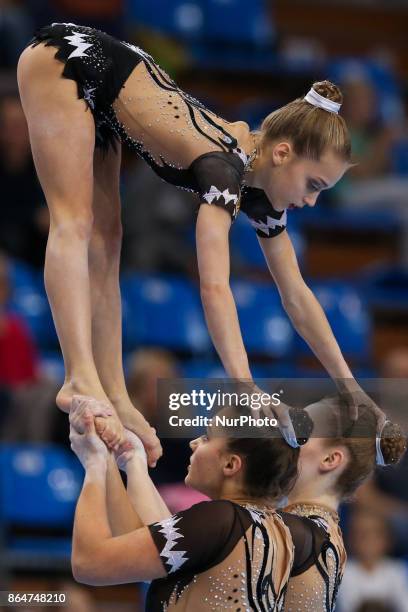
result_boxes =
[283,503,347,612]
[30,23,287,238]
[146,500,339,611]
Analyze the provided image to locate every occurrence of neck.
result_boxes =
[217,484,276,509]
[287,491,340,513]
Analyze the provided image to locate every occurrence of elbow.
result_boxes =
[281,288,310,327]
[72,554,104,586]
[71,557,89,585]
[200,280,229,305]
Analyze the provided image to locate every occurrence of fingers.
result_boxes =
[95,416,107,435]
[273,405,299,449]
[376,410,387,435]
[147,444,162,468]
[71,395,113,419]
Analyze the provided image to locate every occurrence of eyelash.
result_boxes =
[201,434,209,442]
[308,181,321,192]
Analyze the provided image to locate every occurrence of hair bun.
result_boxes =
[381,421,407,465]
[312,80,343,105]
[289,407,314,446]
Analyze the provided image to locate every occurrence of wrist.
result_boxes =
[125,455,148,475]
[335,377,360,393]
[85,454,108,476]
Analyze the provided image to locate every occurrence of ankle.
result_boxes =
[61,376,108,403]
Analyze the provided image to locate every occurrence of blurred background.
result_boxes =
[0,0,407,610]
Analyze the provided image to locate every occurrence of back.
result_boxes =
[282,503,347,612]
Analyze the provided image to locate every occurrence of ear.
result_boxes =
[271,141,292,166]
[320,447,347,474]
[223,453,243,477]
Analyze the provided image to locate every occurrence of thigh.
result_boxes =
[17,44,95,222]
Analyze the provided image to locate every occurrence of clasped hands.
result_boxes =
[69,395,147,471]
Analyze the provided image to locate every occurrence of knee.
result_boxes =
[51,212,95,242]
[92,213,123,252]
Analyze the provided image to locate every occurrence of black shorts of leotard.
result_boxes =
[30,22,142,150]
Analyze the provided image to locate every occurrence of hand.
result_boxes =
[71,395,125,450]
[262,398,299,448]
[70,395,112,433]
[69,408,108,469]
[248,383,299,448]
[336,380,387,433]
[114,428,148,472]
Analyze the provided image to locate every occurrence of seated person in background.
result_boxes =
[338,507,408,612]
[127,347,201,509]
[330,75,406,210]
[0,252,58,442]
[0,252,38,388]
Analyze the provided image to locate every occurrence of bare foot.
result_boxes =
[56,381,108,413]
[113,399,163,468]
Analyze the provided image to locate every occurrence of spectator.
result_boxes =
[338,508,408,612]
[0,94,48,267]
[0,252,38,388]
[331,74,408,212]
[126,348,197,500]
[0,252,58,442]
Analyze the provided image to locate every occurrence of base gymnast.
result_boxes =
[68,395,405,611]
[17,23,383,461]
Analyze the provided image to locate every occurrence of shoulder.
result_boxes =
[151,500,238,535]
[192,152,245,221]
[192,151,245,183]
[241,186,287,238]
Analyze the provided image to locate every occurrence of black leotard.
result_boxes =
[146,500,343,611]
[30,23,287,238]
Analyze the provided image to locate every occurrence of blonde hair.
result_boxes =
[260,80,351,162]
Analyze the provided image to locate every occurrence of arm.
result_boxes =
[73,398,169,533]
[125,458,171,524]
[106,453,142,534]
[70,418,166,585]
[115,429,171,525]
[196,204,252,379]
[259,231,353,380]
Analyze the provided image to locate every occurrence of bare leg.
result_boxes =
[17,44,109,410]
[90,147,162,464]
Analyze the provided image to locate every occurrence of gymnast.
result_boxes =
[17,23,383,460]
[68,395,406,611]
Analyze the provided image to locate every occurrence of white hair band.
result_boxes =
[304,88,341,114]
[376,419,391,466]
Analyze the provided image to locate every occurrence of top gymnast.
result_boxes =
[17,22,378,465]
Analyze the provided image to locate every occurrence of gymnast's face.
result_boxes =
[257,144,348,213]
[185,432,241,499]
